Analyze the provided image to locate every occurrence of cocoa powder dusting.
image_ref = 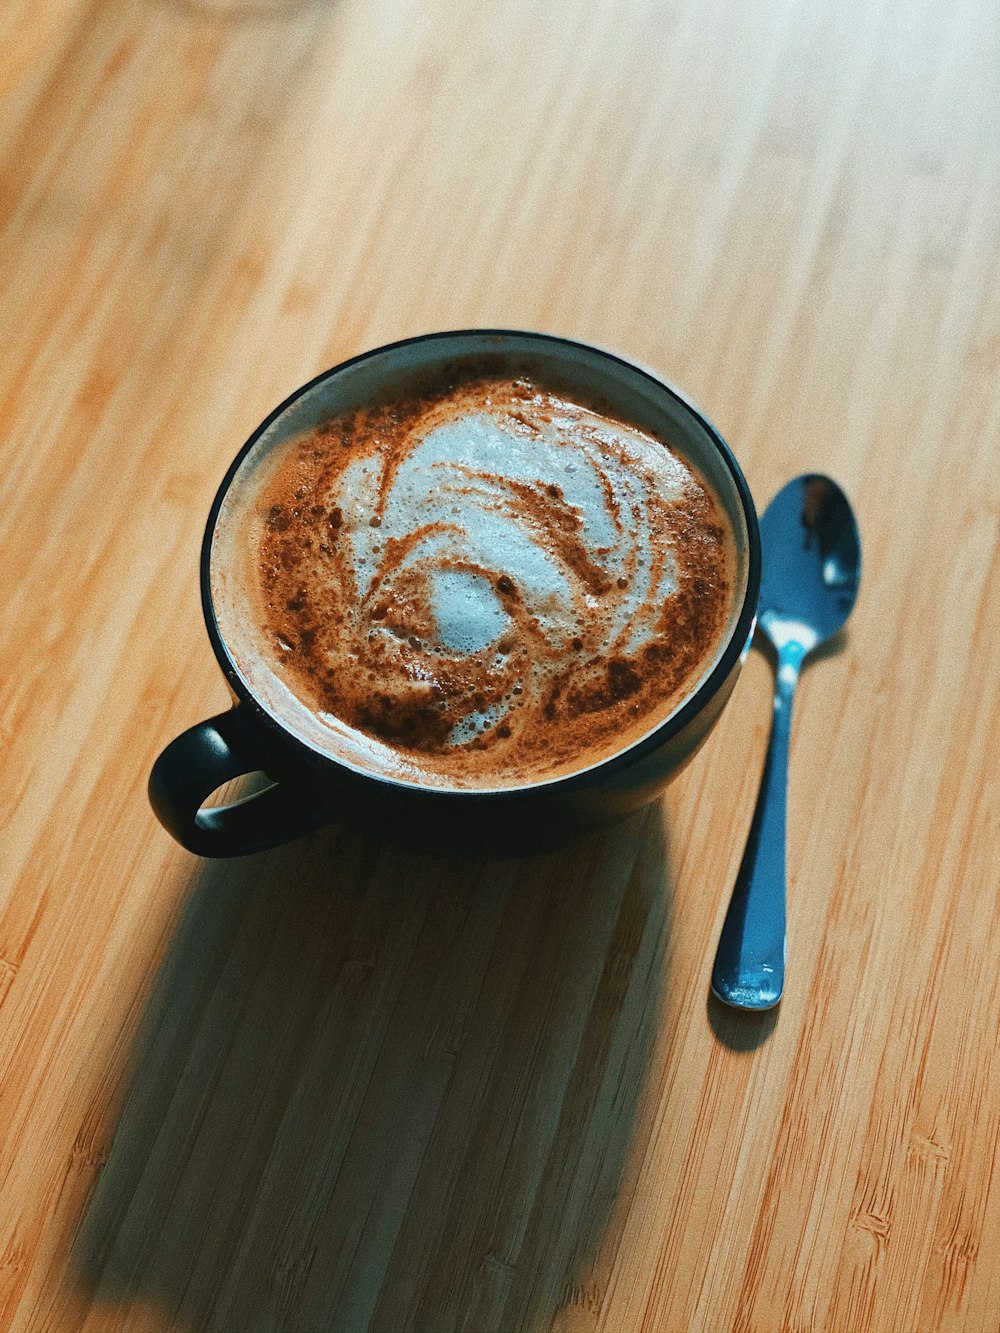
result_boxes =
[249,368,736,787]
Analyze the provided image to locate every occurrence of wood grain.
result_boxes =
[1,0,998,1329]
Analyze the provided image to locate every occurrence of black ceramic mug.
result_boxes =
[149,330,761,858]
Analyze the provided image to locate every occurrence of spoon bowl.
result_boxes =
[758,476,861,651]
[710,474,861,1010]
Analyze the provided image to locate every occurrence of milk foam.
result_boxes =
[224,372,736,789]
[332,407,686,674]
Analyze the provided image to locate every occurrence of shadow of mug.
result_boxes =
[74,801,673,1331]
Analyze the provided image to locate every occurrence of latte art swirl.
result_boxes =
[245,374,734,788]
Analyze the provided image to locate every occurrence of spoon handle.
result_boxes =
[711,641,804,1010]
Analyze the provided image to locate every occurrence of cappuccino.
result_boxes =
[212,361,737,790]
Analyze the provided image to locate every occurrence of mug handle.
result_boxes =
[149,707,326,857]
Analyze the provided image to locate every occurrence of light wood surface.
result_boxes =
[2,0,998,1329]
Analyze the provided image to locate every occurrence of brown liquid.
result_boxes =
[232,369,736,789]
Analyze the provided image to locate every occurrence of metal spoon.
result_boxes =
[711,475,862,1010]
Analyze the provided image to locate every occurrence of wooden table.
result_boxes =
[2,1,998,1329]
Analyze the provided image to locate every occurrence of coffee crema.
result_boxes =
[218,368,736,790]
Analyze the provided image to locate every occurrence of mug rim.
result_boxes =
[200,328,761,799]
